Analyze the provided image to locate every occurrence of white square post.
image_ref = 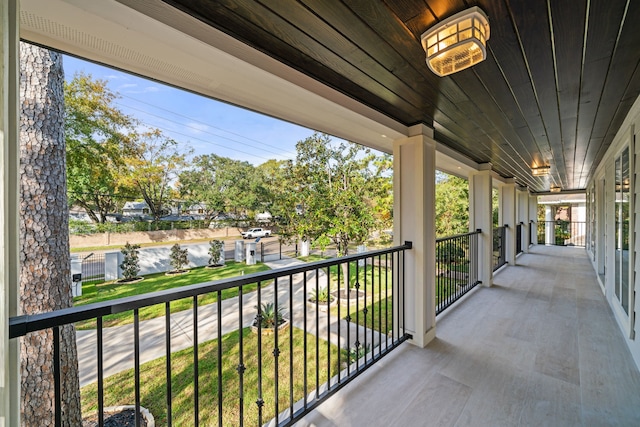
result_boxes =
[529,194,538,244]
[499,178,517,265]
[469,164,493,287]
[517,187,530,252]
[393,124,436,348]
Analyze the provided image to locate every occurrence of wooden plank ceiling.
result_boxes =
[162,0,640,192]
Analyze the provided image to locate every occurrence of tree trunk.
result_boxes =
[19,42,81,426]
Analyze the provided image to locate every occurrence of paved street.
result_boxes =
[76,257,383,387]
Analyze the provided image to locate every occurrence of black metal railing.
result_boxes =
[435,230,481,315]
[493,225,507,271]
[10,243,412,427]
[81,252,105,284]
[260,239,284,262]
[537,221,586,247]
[516,223,523,254]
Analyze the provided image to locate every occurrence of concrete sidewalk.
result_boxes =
[77,257,383,387]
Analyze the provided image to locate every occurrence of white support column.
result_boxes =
[469,164,493,287]
[545,205,554,245]
[520,188,531,252]
[499,179,517,265]
[1,0,20,424]
[529,195,538,244]
[393,124,436,348]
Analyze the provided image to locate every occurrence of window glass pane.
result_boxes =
[459,18,472,29]
[459,29,472,41]
[615,156,621,301]
[621,147,629,314]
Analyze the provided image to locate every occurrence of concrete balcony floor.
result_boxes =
[298,245,640,426]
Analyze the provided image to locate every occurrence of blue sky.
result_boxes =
[62,55,316,165]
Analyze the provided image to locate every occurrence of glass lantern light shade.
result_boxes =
[531,166,551,176]
[550,185,562,193]
[421,6,490,77]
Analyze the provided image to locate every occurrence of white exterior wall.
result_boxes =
[588,93,640,370]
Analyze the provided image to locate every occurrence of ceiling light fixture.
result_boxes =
[531,166,550,176]
[421,6,490,77]
[550,185,561,193]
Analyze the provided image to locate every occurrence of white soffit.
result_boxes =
[19,0,407,153]
[19,0,484,175]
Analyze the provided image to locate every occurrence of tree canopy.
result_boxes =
[281,133,385,256]
[435,172,469,237]
[122,129,190,221]
[178,154,264,222]
[65,72,137,223]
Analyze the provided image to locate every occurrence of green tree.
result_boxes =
[435,172,469,237]
[283,133,383,293]
[123,129,190,222]
[178,154,226,221]
[371,154,393,231]
[65,72,137,223]
[19,42,81,426]
[256,158,288,218]
[178,154,262,223]
[221,157,263,219]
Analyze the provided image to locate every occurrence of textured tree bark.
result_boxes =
[19,42,81,426]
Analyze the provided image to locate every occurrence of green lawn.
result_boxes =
[299,255,395,337]
[81,327,342,427]
[74,262,270,329]
[324,262,394,335]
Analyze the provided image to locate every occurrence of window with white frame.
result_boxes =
[614,147,630,315]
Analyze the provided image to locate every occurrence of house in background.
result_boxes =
[121,201,150,218]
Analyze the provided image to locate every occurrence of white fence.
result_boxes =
[104,242,226,280]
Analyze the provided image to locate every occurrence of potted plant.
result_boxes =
[251,302,289,335]
[307,286,336,312]
[117,242,143,283]
[166,243,189,275]
[341,343,371,368]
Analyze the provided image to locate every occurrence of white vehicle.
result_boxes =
[241,228,271,239]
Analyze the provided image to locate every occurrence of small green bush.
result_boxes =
[208,240,224,265]
[255,302,284,328]
[169,243,189,272]
[119,242,141,280]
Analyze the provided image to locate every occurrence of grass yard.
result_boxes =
[323,261,394,336]
[81,327,342,427]
[74,262,270,329]
[300,254,396,335]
